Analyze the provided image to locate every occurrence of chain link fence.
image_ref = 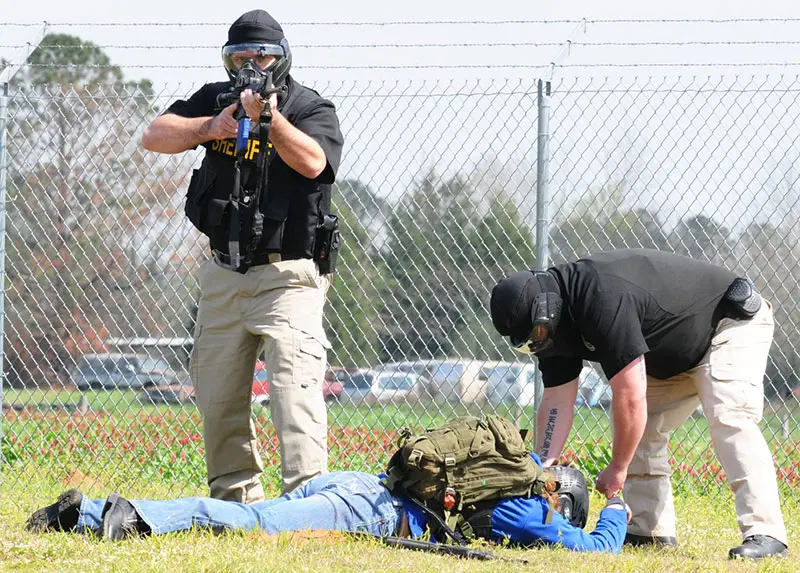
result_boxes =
[1,24,799,501]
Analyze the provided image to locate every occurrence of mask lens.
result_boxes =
[222,43,284,75]
[510,323,550,355]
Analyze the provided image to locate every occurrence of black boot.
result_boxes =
[624,533,678,547]
[100,493,150,541]
[26,489,83,533]
[729,536,787,560]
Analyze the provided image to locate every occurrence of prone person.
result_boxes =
[490,248,788,560]
[26,454,629,553]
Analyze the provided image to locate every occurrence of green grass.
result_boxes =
[2,399,799,571]
[1,473,798,572]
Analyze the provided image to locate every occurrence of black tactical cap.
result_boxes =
[226,10,285,46]
[489,270,540,339]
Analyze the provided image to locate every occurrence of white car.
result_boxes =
[365,371,433,406]
[338,369,377,405]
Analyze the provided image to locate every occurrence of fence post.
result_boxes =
[0,83,7,458]
[532,79,552,449]
[0,23,47,467]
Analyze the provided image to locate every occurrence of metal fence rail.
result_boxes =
[1,24,799,501]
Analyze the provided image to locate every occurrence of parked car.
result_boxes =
[72,353,177,391]
[251,361,344,406]
[378,360,442,378]
[486,361,611,409]
[326,366,360,383]
[365,371,433,406]
[428,359,495,404]
[575,367,611,408]
[139,380,195,405]
[486,363,540,406]
[251,361,272,406]
[337,369,377,405]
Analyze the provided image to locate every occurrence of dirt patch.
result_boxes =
[245,530,350,546]
[60,470,109,493]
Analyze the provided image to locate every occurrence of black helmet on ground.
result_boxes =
[544,465,590,529]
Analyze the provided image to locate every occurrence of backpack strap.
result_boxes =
[405,495,469,546]
[460,499,499,541]
[443,454,457,488]
[544,504,555,524]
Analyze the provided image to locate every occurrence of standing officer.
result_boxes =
[142,10,344,502]
[489,248,787,561]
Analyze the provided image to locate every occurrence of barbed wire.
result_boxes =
[3,43,565,49]
[4,18,800,26]
[5,63,552,70]
[9,40,800,49]
[9,62,800,70]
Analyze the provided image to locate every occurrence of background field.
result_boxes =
[2,396,800,572]
[3,392,800,496]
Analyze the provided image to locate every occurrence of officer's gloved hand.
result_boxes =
[604,496,632,523]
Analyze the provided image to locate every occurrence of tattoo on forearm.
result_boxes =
[541,408,558,457]
[638,356,647,384]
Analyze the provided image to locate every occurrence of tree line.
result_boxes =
[327,178,800,397]
[3,34,798,398]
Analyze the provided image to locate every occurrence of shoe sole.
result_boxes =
[729,549,788,560]
[26,489,83,532]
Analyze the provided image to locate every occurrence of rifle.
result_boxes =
[215,65,286,120]
[215,65,283,271]
[376,536,529,564]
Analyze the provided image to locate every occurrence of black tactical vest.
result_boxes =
[184,120,330,261]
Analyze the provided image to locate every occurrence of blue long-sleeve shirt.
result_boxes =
[403,453,627,553]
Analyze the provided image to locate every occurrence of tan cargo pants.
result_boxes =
[624,300,787,545]
[191,257,331,502]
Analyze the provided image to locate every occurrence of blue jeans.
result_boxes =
[77,472,404,537]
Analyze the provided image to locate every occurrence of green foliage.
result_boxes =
[5,33,164,387]
[376,171,535,362]
[550,182,670,262]
[325,190,385,367]
[669,215,733,266]
[738,222,800,394]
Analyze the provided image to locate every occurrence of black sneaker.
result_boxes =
[101,493,150,541]
[729,535,787,561]
[26,489,84,533]
[624,533,678,547]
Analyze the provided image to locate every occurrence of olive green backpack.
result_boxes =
[382,414,552,543]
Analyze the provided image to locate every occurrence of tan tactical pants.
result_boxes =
[624,300,787,545]
[191,257,331,502]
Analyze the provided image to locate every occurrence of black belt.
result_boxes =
[212,249,282,270]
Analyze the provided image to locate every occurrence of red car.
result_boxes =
[251,361,343,406]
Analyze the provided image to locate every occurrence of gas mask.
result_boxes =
[222,40,292,86]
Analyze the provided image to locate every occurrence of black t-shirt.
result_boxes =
[165,75,343,183]
[538,249,738,387]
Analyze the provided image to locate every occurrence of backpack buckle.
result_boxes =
[408,449,424,467]
[443,487,457,510]
[445,456,456,467]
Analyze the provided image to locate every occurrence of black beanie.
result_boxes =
[226,10,284,46]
